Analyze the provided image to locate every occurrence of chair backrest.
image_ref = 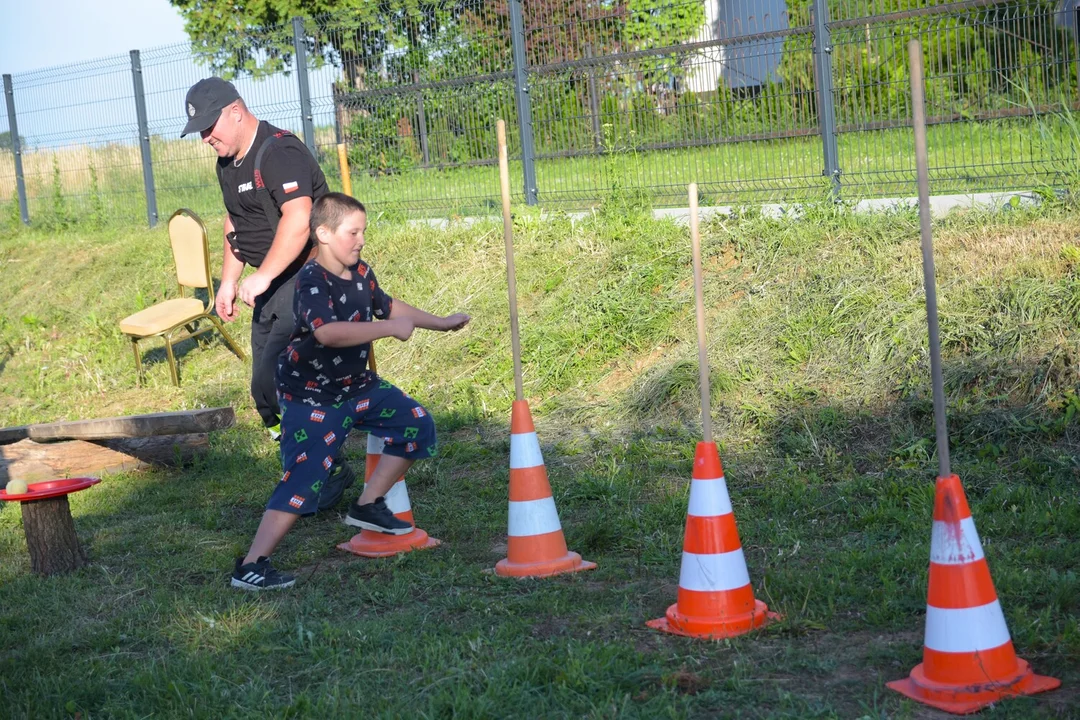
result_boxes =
[169,209,211,291]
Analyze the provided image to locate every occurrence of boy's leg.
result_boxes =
[358,454,414,504]
[233,398,349,589]
[232,509,300,591]
[243,509,300,565]
[345,380,436,534]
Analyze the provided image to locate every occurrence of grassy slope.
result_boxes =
[0,199,1078,718]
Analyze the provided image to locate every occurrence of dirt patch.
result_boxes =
[595,344,673,396]
[662,668,708,695]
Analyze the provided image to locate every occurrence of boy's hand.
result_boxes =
[440,313,471,332]
[390,317,415,342]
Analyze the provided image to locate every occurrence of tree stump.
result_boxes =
[20,496,87,575]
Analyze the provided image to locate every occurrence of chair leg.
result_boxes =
[209,315,247,362]
[130,337,144,386]
[164,337,180,386]
[185,322,205,347]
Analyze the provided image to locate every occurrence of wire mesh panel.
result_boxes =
[3,2,1079,227]
[830,0,1079,197]
[9,54,144,227]
[0,97,15,228]
[311,3,517,216]
[525,0,824,207]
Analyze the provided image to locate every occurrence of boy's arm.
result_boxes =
[389,300,470,332]
[314,318,413,348]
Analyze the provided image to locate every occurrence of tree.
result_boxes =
[0,131,25,152]
[169,0,475,84]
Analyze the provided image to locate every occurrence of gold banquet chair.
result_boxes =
[120,209,246,386]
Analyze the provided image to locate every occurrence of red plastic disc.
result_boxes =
[0,477,101,502]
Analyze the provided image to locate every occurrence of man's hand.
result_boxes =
[439,313,471,332]
[215,280,239,322]
[238,271,273,307]
[390,317,415,342]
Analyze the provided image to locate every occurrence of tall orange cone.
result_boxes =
[887,474,1059,713]
[337,433,441,558]
[494,400,596,578]
[647,441,778,639]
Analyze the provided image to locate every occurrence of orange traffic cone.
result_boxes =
[494,400,596,578]
[887,474,1059,713]
[337,433,441,558]
[648,441,777,639]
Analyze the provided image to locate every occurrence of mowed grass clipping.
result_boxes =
[0,197,1078,718]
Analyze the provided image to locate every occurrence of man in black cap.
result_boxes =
[182,77,354,510]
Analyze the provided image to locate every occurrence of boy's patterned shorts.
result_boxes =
[266,379,436,515]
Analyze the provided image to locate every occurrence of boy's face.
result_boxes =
[318,209,367,268]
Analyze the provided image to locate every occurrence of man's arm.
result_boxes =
[389,300,470,332]
[238,197,312,307]
[216,214,246,322]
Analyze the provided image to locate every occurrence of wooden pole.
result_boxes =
[497,119,524,402]
[337,143,353,197]
[689,183,712,443]
[908,40,950,479]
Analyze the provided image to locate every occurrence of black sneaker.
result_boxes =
[317,458,357,511]
[231,556,296,591]
[345,497,414,535]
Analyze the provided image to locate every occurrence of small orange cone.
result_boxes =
[887,474,1059,713]
[495,400,596,578]
[337,433,441,558]
[648,441,778,639]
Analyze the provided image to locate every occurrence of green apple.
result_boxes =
[5,479,28,495]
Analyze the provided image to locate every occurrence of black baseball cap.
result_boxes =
[180,77,241,138]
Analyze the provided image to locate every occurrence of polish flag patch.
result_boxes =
[283,181,299,193]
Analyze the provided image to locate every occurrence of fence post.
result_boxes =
[586,44,603,152]
[812,0,841,200]
[292,17,317,156]
[1074,1,1080,102]
[3,74,29,225]
[509,0,538,205]
[129,51,159,228]
[413,71,431,166]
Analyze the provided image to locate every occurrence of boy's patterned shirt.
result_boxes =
[276,259,392,405]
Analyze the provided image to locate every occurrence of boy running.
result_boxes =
[232,192,469,590]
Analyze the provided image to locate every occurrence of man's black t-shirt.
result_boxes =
[217,121,328,273]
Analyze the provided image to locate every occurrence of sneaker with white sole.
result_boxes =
[345,497,414,535]
[231,556,296,591]
[267,423,282,441]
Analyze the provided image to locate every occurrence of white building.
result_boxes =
[685,0,789,93]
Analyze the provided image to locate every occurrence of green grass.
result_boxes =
[1,197,1079,718]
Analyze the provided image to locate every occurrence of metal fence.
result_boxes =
[1,0,1078,229]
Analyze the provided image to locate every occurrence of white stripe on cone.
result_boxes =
[510,431,545,469]
[930,517,985,565]
[383,479,412,514]
[678,549,752,592]
[687,478,733,517]
[924,600,1012,653]
[367,433,385,455]
[508,497,563,537]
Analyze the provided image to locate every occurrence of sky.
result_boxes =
[0,0,189,76]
